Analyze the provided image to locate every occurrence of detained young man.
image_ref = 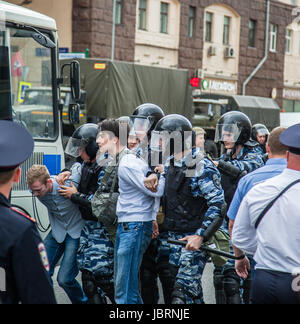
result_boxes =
[26,165,86,304]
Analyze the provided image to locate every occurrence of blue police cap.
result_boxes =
[280,123,300,154]
[0,120,34,170]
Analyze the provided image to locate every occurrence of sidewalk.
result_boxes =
[53,263,216,304]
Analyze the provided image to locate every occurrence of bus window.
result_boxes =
[9,27,56,139]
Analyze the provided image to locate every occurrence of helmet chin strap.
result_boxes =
[224,145,237,160]
[224,148,232,161]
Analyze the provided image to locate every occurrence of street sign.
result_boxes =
[18,81,31,103]
[59,52,85,59]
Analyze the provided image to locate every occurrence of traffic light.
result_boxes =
[190,77,200,88]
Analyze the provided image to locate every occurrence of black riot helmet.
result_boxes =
[215,111,252,146]
[150,114,195,155]
[65,123,99,160]
[251,123,269,142]
[130,103,165,139]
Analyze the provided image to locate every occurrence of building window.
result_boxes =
[188,6,196,38]
[138,0,147,30]
[285,29,292,54]
[223,16,231,45]
[205,12,213,42]
[283,100,300,112]
[248,19,256,47]
[115,0,123,25]
[270,24,277,52]
[160,2,169,34]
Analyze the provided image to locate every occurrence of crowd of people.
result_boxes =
[0,102,300,305]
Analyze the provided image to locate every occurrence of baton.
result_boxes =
[167,239,245,260]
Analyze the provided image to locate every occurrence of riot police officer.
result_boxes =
[214,111,264,304]
[0,120,56,304]
[214,111,264,207]
[59,123,114,304]
[150,114,226,304]
[251,123,270,154]
[130,103,165,165]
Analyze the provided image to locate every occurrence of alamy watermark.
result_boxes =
[292,268,300,293]
[97,126,205,177]
[0,267,6,292]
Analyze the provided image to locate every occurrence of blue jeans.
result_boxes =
[114,221,153,304]
[44,231,87,304]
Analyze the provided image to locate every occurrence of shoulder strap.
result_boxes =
[255,179,300,229]
[102,148,129,195]
[10,207,36,223]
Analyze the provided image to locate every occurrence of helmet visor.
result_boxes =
[130,116,153,136]
[215,124,241,143]
[65,137,88,157]
[256,127,269,136]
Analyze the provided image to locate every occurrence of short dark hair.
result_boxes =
[0,168,17,185]
[98,118,129,146]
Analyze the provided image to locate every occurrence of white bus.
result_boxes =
[0,1,80,236]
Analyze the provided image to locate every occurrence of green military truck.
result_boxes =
[192,93,280,140]
[192,93,281,156]
[60,58,193,122]
[59,58,280,158]
[14,86,86,138]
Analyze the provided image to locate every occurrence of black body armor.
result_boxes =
[162,164,207,233]
[78,162,102,195]
[71,161,102,221]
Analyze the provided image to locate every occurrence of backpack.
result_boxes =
[204,229,231,267]
[91,164,119,244]
[91,149,129,244]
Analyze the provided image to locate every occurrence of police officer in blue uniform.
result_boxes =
[150,114,226,304]
[251,123,269,155]
[214,111,264,304]
[0,120,56,304]
[59,123,114,304]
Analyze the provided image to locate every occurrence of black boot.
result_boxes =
[213,268,226,304]
[82,270,107,304]
[223,269,241,304]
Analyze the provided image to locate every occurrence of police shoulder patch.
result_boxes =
[10,207,36,223]
[38,242,50,272]
[212,173,221,189]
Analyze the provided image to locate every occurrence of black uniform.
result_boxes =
[0,120,56,304]
[0,193,56,304]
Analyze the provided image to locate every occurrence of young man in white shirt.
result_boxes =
[114,104,165,304]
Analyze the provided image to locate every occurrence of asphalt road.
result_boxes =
[53,262,216,304]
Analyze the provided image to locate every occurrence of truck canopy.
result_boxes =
[198,93,280,131]
[60,58,192,121]
[231,95,280,130]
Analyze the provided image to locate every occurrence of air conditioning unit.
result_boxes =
[208,46,217,56]
[224,47,235,58]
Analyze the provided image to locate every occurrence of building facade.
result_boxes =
[8,0,298,108]
[282,0,300,112]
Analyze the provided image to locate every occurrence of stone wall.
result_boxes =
[72,0,136,61]
[178,0,294,106]
[72,0,294,105]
